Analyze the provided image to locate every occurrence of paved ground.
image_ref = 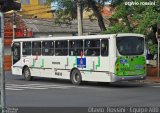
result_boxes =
[146,76,160,83]
[1,71,160,108]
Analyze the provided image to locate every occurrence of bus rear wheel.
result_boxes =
[71,69,82,85]
[23,67,32,81]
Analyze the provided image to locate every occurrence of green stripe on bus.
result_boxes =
[32,59,35,67]
[96,56,100,70]
[41,59,44,68]
[73,56,77,67]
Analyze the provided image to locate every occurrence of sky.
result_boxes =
[51,0,112,10]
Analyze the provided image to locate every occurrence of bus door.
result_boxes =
[11,42,23,75]
[100,39,110,72]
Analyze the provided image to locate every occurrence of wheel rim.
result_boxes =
[73,73,80,83]
[24,70,30,78]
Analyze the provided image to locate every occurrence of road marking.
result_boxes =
[6,84,65,87]
[151,86,160,88]
[5,88,24,91]
[4,83,88,91]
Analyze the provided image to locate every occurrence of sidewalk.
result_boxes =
[146,66,160,83]
[146,76,160,83]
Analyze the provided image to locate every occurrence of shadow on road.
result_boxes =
[5,71,146,88]
[84,81,146,88]
[15,77,146,88]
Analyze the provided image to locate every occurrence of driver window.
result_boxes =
[12,42,21,64]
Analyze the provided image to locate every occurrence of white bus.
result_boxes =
[11,33,146,85]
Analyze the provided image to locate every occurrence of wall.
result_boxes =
[4,13,31,71]
[19,0,53,19]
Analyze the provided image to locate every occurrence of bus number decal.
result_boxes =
[23,58,30,64]
[52,62,60,65]
[55,72,62,76]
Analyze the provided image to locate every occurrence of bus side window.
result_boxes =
[84,39,100,56]
[42,41,54,56]
[69,40,83,56]
[22,42,31,55]
[55,40,68,56]
[101,39,109,56]
[32,42,41,55]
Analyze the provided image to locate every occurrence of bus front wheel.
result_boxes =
[71,69,82,85]
[23,67,32,81]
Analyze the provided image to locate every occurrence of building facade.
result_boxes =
[19,0,53,18]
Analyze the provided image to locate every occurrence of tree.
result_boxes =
[86,0,107,31]
[47,0,109,31]
[104,0,160,35]
[102,0,160,54]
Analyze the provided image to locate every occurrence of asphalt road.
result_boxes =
[1,71,160,108]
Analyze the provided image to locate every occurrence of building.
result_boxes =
[23,18,109,37]
[19,0,53,19]
[4,13,32,71]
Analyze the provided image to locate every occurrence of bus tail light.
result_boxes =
[144,64,146,69]
[116,64,120,71]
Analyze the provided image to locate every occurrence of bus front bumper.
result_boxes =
[110,74,146,82]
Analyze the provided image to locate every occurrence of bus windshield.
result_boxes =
[116,36,144,55]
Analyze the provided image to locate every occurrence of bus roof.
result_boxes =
[12,33,145,42]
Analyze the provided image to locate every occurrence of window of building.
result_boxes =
[23,42,31,55]
[101,39,109,56]
[55,41,68,56]
[38,0,46,5]
[42,41,54,56]
[32,42,41,55]
[69,40,83,56]
[84,39,100,56]
[21,0,30,5]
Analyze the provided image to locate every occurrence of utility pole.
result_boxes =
[12,12,16,39]
[0,1,21,113]
[0,12,6,113]
[157,24,160,77]
[77,0,82,36]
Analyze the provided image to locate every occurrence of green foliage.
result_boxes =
[102,23,129,34]
[148,44,158,54]
[112,4,132,19]
[47,0,108,30]
[103,0,160,55]
[47,0,77,24]
[135,6,160,34]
